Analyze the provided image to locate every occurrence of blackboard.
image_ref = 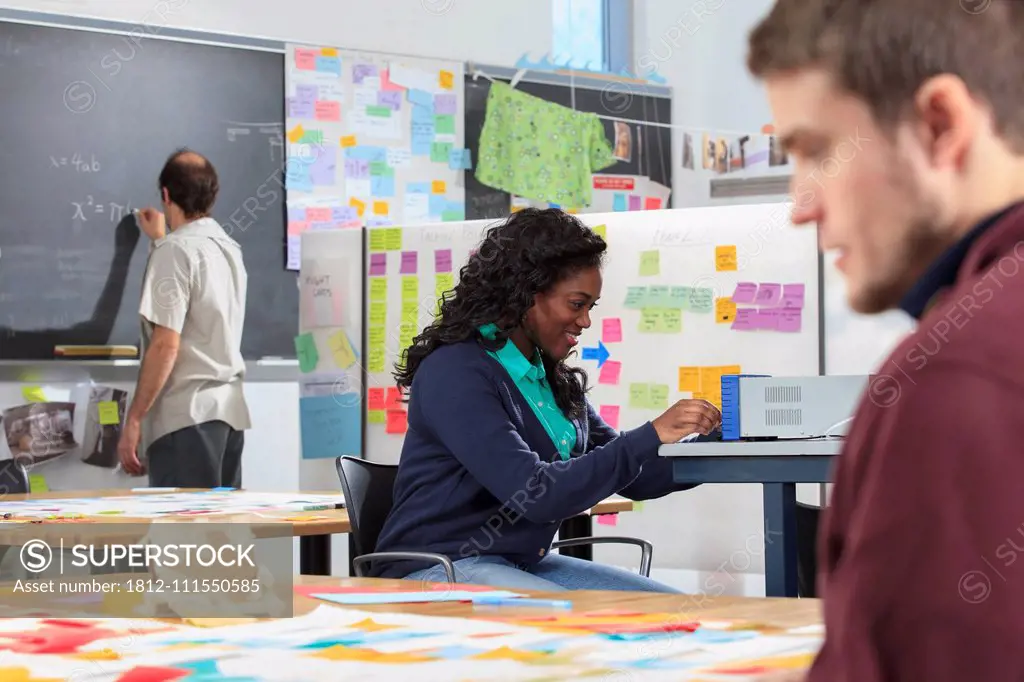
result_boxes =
[463,76,673,220]
[0,20,295,360]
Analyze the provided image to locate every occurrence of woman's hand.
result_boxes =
[651,399,722,443]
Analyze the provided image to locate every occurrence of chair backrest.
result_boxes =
[0,458,30,495]
[335,456,399,556]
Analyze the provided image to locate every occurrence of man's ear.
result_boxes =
[161,187,170,204]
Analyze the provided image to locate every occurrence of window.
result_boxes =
[552,0,608,71]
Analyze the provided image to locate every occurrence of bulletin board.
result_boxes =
[363,219,492,464]
[284,44,468,269]
[566,205,820,431]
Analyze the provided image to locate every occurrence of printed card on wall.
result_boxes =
[285,44,468,270]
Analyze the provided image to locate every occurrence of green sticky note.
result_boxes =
[369,160,389,176]
[402,275,419,301]
[689,287,714,312]
[368,326,386,347]
[297,129,323,145]
[97,400,120,425]
[431,142,453,163]
[441,210,463,222]
[434,114,456,134]
[369,277,387,302]
[28,474,48,492]
[366,105,392,117]
[368,347,385,373]
[384,227,403,251]
[401,300,420,326]
[669,286,691,309]
[649,384,669,409]
[21,386,46,403]
[369,302,387,326]
[661,308,682,333]
[294,333,319,373]
[629,383,651,409]
[369,229,387,252]
[633,501,645,512]
[638,308,662,333]
[624,286,647,309]
[368,410,386,424]
[647,285,671,308]
[639,250,660,276]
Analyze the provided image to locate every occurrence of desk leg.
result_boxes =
[762,483,798,597]
[299,535,332,576]
[348,534,357,577]
[557,515,593,561]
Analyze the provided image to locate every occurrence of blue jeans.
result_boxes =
[402,553,681,593]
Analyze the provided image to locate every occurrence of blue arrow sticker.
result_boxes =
[581,340,610,367]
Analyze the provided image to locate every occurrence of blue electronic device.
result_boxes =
[720,373,771,441]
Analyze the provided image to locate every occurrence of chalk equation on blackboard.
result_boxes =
[71,196,134,223]
[225,120,284,162]
[50,154,101,173]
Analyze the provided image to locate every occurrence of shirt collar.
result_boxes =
[898,203,1020,319]
[160,217,231,243]
[478,323,545,383]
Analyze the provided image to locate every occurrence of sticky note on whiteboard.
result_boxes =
[599,405,620,430]
[97,401,121,425]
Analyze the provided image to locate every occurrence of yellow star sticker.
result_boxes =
[470,646,551,662]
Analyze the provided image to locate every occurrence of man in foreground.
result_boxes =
[747,0,1024,679]
[117,149,251,488]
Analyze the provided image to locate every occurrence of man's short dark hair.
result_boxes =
[158,148,219,218]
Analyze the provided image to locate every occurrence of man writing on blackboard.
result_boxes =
[117,149,251,488]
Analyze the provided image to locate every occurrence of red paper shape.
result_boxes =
[115,667,190,682]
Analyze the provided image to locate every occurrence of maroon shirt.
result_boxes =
[809,203,1024,681]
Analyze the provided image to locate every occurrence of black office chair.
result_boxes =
[336,456,655,580]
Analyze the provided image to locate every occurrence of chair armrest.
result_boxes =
[551,536,654,577]
[350,551,456,583]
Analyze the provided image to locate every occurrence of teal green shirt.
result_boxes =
[478,324,577,461]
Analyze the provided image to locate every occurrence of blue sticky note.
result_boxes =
[407,88,434,109]
[371,173,396,197]
[407,182,431,194]
[300,395,361,459]
[448,148,472,170]
[443,201,465,221]
[346,145,388,162]
[612,192,627,211]
[429,194,447,216]
[285,159,313,192]
[315,55,341,75]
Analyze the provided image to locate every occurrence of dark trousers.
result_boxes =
[147,420,243,488]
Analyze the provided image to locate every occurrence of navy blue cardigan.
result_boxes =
[370,338,699,578]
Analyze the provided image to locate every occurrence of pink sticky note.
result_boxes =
[381,69,405,91]
[400,251,417,274]
[731,282,758,304]
[306,207,331,222]
[598,360,622,385]
[287,220,310,236]
[778,308,802,332]
[369,253,387,276]
[599,405,620,430]
[628,195,642,211]
[315,100,341,121]
[782,283,805,309]
[644,197,662,210]
[602,318,623,343]
[597,513,619,526]
[754,283,782,306]
[731,308,758,331]
[434,249,453,273]
[295,48,317,70]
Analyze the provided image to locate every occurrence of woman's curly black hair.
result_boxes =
[393,208,607,418]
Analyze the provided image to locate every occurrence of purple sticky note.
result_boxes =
[332,206,358,222]
[400,251,418,274]
[754,283,782,306]
[353,63,378,83]
[778,308,802,332]
[369,253,387,276]
[435,249,452,273]
[309,148,337,185]
[782,283,805,309]
[730,308,758,331]
[378,90,403,111]
[758,309,781,330]
[434,94,457,115]
[628,195,642,211]
[731,282,758,304]
[288,98,315,119]
[345,157,369,179]
[295,84,318,103]
[288,206,307,222]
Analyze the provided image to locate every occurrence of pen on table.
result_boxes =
[472,597,573,608]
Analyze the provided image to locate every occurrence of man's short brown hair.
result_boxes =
[159,148,219,218]
[747,0,1024,150]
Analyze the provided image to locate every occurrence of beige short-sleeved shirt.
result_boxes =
[138,217,251,447]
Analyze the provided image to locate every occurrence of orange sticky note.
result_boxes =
[385,410,408,434]
[432,180,446,194]
[678,367,701,393]
[340,135,357,147]
[716,297,737,323]
[644,197,662,210]
[716,245,738,271]
[373,201,389,216]
[368,388,386,410]
[321,47,338,57]
[597,513,619,526]
[439,70,454,90]
[349,197,366,217]
[286,124,305,144]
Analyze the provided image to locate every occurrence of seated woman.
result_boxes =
[370,208,721,592]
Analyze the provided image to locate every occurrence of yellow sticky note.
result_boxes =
[368,326,386,348]
[368,347,385,373]
[628,383,651,409]
[369,302,387,326]
[28,474,48,492]
[432,180,446,194]
[720,364,742,377]
[401,300,420,326]
[701,367,723,395]
[593,224,607,241]
[369,277,387,301]
[286,124,305,144]
[439,70,454,90]
[649,384,669,409]
[350,197,366,217]
[661,308,682,333]
[716,297,737,323]
[21,386,46,403]
[97,401,120,425]
[435,273,454,295]
[321,47,338,56]
[401,276,419,301]
[368,410,386,424]
[340,135,357,147]
[678,367,701,392]
[633,501,645,512]
[368,229,387,252]
[384,228,403,251]
[716,244,738,271]
[327,330,357,370]
[639,250,660,276]
[373,201,389,216]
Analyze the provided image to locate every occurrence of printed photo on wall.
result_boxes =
[715,137,730,174]
[681,132,695,170]
[730,135,751,171]
[2,402,78,465]
[80,386,128,468]
[613,121,633,162]
[702,133,716,170]
[769,135,789,166]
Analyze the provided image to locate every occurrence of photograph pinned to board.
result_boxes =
[80,386,128,469]
[613,121,632,162]
[2,402,78,464]
[682,132,695,170]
